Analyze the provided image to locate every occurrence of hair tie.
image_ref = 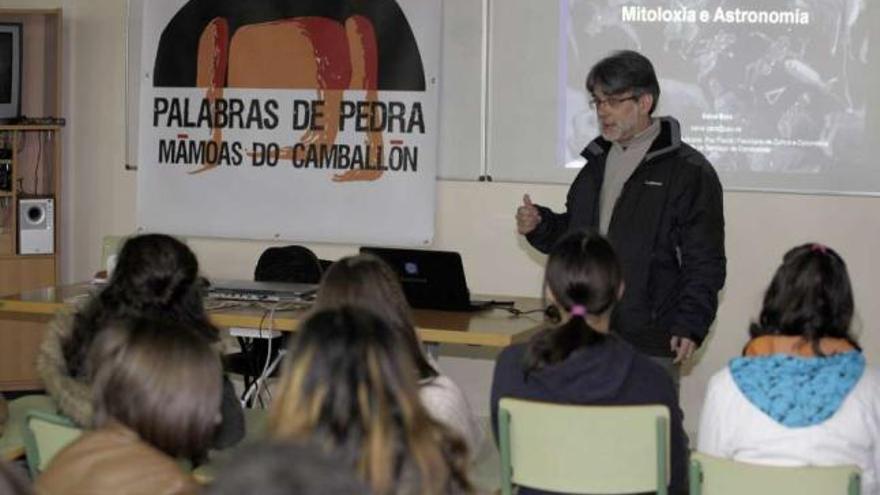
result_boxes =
[811,243,828,255]
[569,305,587,317]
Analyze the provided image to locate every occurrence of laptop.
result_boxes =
[360,247,491,311]
[206,279,317,303]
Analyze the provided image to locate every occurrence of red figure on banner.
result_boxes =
[154,0,425,182]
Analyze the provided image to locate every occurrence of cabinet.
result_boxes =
[0,9,62,390]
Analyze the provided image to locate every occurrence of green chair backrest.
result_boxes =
[689,452,861,495]
[22,410,82,477]
[0,395,57,461]
[498,398,669,495]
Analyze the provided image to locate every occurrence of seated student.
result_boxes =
[204,441,370,495]
[36,317,223,495]
[269,307,473,495]
[698,243,880,494]
[36,233,244,448]
[313,254,483,453]
[490,230,688,494]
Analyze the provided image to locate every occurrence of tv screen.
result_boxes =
[0,23,21,123]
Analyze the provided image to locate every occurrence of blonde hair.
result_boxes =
[270,307,471,495]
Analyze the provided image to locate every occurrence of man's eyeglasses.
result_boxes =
[588,94,639,110]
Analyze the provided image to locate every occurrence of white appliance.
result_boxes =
[18,197,54,255]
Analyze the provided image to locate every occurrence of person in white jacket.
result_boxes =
[698,243,880,495]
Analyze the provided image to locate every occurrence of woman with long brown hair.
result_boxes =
[37,317,224,494]
[313,254,482,452]
[270,306,472,495]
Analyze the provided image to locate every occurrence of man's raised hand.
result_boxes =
[516,194,542,235]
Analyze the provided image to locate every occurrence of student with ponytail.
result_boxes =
[490,230,688,494]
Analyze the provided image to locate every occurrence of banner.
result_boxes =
[135,0,440,245]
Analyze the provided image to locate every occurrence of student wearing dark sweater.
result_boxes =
[490,230,688,494]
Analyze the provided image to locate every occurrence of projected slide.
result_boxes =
[560,0,876,194]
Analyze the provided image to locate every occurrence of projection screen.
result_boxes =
[559,0,879,195]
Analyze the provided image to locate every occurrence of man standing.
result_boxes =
[516,50,725,384]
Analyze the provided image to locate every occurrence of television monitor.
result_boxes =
[0,23,21,123]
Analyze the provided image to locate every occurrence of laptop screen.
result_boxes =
[359,247,473,311]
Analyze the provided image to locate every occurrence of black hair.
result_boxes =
[586,49,660,114]
[205,441,371,495]
[63,234,217,377]
[524,230,622,375]
[750,243,859,355]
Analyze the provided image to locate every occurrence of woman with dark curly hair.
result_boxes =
[36,233,244,448]
[698,243,880,494]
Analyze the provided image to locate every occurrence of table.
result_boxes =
[0,283,546,390]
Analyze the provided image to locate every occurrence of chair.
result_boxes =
[0,394,58,461]
[470,415,502,494]
[21,410,82,477]
[497,398,669,495]
[689,452,861,495]
[253,245,325,284]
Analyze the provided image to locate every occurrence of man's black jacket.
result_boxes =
[527,117,726,357]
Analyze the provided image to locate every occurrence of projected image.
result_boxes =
[560,0,871,187]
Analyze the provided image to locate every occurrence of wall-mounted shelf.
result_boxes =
[0,125,63,132]
[0,8,63,391]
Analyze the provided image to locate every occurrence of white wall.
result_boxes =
[6,0,879,436]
